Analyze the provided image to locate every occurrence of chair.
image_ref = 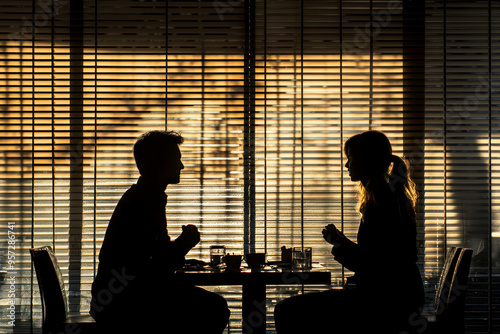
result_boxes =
[30,246,98,334]
[424,247,473,334]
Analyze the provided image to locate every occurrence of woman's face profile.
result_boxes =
[345,145,365,182]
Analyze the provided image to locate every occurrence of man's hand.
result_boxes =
[322,224,347,246]
[175,224,200,255]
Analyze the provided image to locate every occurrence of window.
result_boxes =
[0,0,498,333]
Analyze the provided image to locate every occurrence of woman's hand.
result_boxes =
[322,224,347,245]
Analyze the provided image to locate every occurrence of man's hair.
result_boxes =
[133,130,184,175]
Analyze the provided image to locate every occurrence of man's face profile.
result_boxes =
[158,144,184,185]
[134,131,185,188]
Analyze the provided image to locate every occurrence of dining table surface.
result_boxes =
[176,262,332,334]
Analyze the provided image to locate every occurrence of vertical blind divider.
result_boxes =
[339,0,345,283]
[165,1,168,130]
[51,0,56,250]
[244,0,256,255]
[402,0,426,270]
[300,0,304,249]
[488,1,493,330]
[443,0,448,255]
[30,0,36,329]
[68,0,85,312]
[264,0,268,254]
[369,0,373,129]
[201,50,205,235]
[93,0,98,279]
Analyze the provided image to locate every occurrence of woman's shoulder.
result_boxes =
[368,189,414,220]
[371,182,397,207]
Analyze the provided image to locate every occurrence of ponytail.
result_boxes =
[388,154,418,209]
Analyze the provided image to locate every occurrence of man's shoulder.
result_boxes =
[121,183,139,199]
[114,183,139,206]
[118,182,166,208]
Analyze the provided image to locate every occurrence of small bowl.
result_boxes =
[245,253,266,268]
[224,254,242,269]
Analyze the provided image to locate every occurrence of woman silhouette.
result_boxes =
[274,130,425,333]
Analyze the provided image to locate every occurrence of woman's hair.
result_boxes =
[344,130,418,216]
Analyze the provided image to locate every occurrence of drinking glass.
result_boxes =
[292,247,312,270]
[210,245,226,267]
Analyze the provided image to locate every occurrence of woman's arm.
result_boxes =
[322,224,360,271]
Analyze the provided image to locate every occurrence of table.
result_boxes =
[176,267,331,334]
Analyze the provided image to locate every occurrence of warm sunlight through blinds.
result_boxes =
[0,1,499,333]
[253,0,407,284]
[424,1,500,331]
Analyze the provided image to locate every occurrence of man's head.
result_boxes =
[133,130,184,186]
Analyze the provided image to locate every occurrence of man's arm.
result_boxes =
[173,224,200,256]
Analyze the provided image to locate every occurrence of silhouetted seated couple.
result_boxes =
[90,129,424,333]
[274,130,425,334]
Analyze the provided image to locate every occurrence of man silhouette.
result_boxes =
[90,130,230,333]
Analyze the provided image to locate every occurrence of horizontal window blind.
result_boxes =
[165,2,247,328]
[424,1,499,332]
[0,0,498,333]
[253,0,407,282]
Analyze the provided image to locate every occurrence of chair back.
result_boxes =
[434,247,461,312]
[434,247,473,333]
[30,246,69,330]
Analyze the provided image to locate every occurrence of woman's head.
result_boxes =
[344,130,418,214]
[344,130,392,182]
